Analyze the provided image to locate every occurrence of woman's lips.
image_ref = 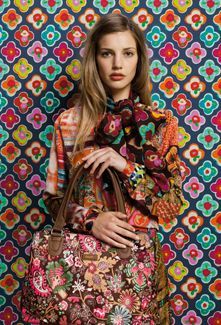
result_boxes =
[110,74,125,81]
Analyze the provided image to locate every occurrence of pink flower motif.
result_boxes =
[184,176,205,199]
[1,41,21,62]
[0,108,20,129]
[26,174,45,196]
[26,107,47,129]
[209,245,221,266]
[184,109,206,131]
[54,41,73,63]
[27,41,48,63]
[211,111,221,132]
[208,311,221,325]
[210,178,221,199]
[0,240,19,262]
[182,243,203,265]
[212,44,221,64]
[181,310,202,325]
[161,244,176,264]
[0,175,19,196]
[0,306,18,325]
[185,42,207,64]
[159,42,179,64]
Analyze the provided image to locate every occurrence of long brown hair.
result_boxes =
[74,13,152,150]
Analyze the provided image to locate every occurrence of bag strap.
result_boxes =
[48,164,131,257]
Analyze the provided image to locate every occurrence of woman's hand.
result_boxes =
[82,147,127,178]
[91,211,139,248]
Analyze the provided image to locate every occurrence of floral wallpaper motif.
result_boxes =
[0,1,220,324]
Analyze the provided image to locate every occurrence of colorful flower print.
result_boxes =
[2,8,22,30]
[1,41,21,63]
[41,0,62,14]
[213,44,221,64]
[27,8,48,30]
[184,76,206,98]
[12,191,31,212]
[0,58,9,80]
[0,93,8,112]
[184,177,205,199]
[108,305,132,324]
[67,26,86,48]
[171,59,191,81]
[161,243,176,264]
[159,77,180,98]
[54,42,73,63]
[210,212,221,233]
[1,142,21,163]
[1,75,21,96]
[200,26,220,48]
[185,9,207,31]
[172,0,193,13]
[199,93,219,116]
[26,107,47,129]
[209,279,221,300]
[119,0,139,13]
[93,0,116,14]
[0,228,6,241]
[212,111,221,132]
[13,158,33,180]
[0,208,20,229]
[160,42,179,64]
[14,0,34,12]
[181,277,202,299]
[173,26,193,48]
[13,91,33,114]
[12,124,32,146]
[0,240,19,262]
[25,141,47,163]
[146,0,168,14]
[0,0,10,13]
[66,59,81,81]
[26,174,45,196]
[12,224,32,246]
[149,60,167,83]
[199,160,218,183]
[199,59,221,83]
[11,257,28,278]
[13,58,33,79]
[196,195,219,217]
[0,126,9,145]
[172,93,192,115]
[169,260,188,282]
[185,42,207,64]
[41,24,61,46]
[0,175,19,196]
[0,193,8,213]
[79,8,99,29]
[25,75,47,96]
[11,290,21,312]
[212,144,221,166]
[183,244,203,266]
[212,77,221,98]
[199,0,221,14]
[196,294,215,316]
[170,294,188,316]
[54,8,74,30]
[0,160,7,177]
[169,228,189,250]
[132,8,153,31]
[40,158,49,178]
[208,311,221,325]
[39,125,54,147]
[209,245,221,266]
[66,0,86,12]
[197,227,217,249]
[40,91,60,113]
[146,26,166,48]
[181,310,202,325]
[185,109,206,131]
[117,289,140,312]
[178,127,190,148]
[198,127,220,150]
[27,41,48,63]
[159,216,178,232]
[0,259,7,277]
[0,306,18,325]
[40,58,62,81]
[24,208,45,230]
[151,93,166,110]
[0,274,19,295]
[0,108,20,129]
[14,25,34,47]
[160,9,180,31]
[53,75,74,97]
[183,143,205,166]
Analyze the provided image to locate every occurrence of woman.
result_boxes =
[43,13,184,324]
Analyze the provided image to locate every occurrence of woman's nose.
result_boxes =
[113,54,123,69]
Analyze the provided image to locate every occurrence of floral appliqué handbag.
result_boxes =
[21,165,160,324]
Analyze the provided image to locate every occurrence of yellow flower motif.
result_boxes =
[14,0,34,13]
[66,59,81,80]
[12,191,31,212]
[12,124,32,146]
[13,58,33,79]
[172,59,192,81]
[119,0,139,13]
[178,127,190,148]
[179,198,190,215]
[168,260,188,281]
[172,0,192,13]
[66,0,86,13]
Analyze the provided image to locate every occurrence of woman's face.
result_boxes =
[96,31,138,102]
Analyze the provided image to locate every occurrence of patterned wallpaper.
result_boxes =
[0,1,220,324]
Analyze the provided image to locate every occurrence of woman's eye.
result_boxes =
[124,51,134,57]
[101,52,111,57]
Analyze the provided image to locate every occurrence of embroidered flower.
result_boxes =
[200,26,220,48]
[146,26,166,48]
[13,158,33,180]
[173,26,193,48]
[1,75,21,96]
[118,289,140,312]
[13,91,33,114]
[25,75,47,97]
[196,294,215,316]
[1,142,21,163]
[181,277,202,299]
[182,244,203,265]
[2,9,22,30]
[27,7,48,29]
[197,227,217,249]
[27,107,47,129]
[0,175,19,196]
[209,279,221,300]
[12,224,32,246]
[183,143,205,166]
[66,59,81,81]
[168,260,188,282]
[160,9,180,31]
[172,93,192,115]
[184,76,206,98]
[181,310,202,325]
[0,240,19,262]
[41,24,61,46]
[159,76,180,98]
[132,8,153,31]
[12,191,31,212]
[196,195,219,217]
[53,75,74,97]
[108,305,132,324]
[170,294,188,316]
[12,124,32,146]
[0,208,19,229]
[25,141,47,163]
[185,9,207,31]
[54,8,74,30]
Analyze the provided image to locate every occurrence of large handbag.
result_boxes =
[21,165,160,324]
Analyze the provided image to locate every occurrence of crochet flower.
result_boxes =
[0,175,19,196]
[181,310,202,325]
[195,294,215,316]
[183,143,205,166]
[1,75,21,96]
[79,8,99,29]
[161,244,176,264]
[14,91,33,114]
[212,77,221,98]
[40,91,60,113]
[168,260,188,282]
[132,8,153,31]
[66,59,81,80]
[27,107,47,129]
[0,193,8,213]
[184,76,206,98]
[13,158,33,180]
[172,93,192,116]
[41,0,62,14]
[159,42,179,63]
[213,43,221,64]
[198,160,218,183]
[12,224,32,246]
[67,26,86,48]
[0,159,7,176]
[41,24,61,47]
[199,59,220,82]
[12,191,31,212]
[146,26,166,48]
[200,26,220,48]
[159,77,180,98]
[13,58,33,79]
[53,75,74,97]
[27,41,48,63]
[181,277,202,299]
[0,0,10,13]
[24,208,45,230]
[199,93,219,115]
[169,228,189,250]
[119,0,139,13]
[11,257,28,278]
[209,279,221,300]
[199,0,221,14]
[1,142,21,163]
[40,158,49,178]
[185,109,206,131]
[93,0,116,14]
[0,108,20,129]
[184,177,204,199]
[40,58,62,81]
[2,9,22,30]
[197,227,217,249]
[208,311,221,325]
[25,75,47,97]
[54,9,74,30]
[25,141,47,163]
[198,127,220,150]
[54,42,73,63]
[26,174,45,196]
[185,42,207,64]
[1,41,21,63]
[0,274,19,295]
[178,127,190,148]
[13,124,32,146]
[183,244,203,265]
[0,259,7,277]
[172,0,192,13]
[170,294,188,316]
[196,195,219,217]
[39,125,54,147]
[27,7,48,29]
[0,58,9,79]
[212,111,221,132]
[0,307,18,325]
[173,26,193,48]
[149,60,167,82]
[171,59,191,81]
[212,144,221,166]
[160,9,180,31]
[0,208,19,229]
[185,9,207,31]
[0,240,18,262]
[66,0,86,12]
[0,93,8,111]
[210,178,221,199]
[209,245,221,266]
[210,212,221,233]
[146,0,168,14]
[14,25,34,47]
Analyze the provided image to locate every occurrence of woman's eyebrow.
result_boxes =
[99,47,137,50]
